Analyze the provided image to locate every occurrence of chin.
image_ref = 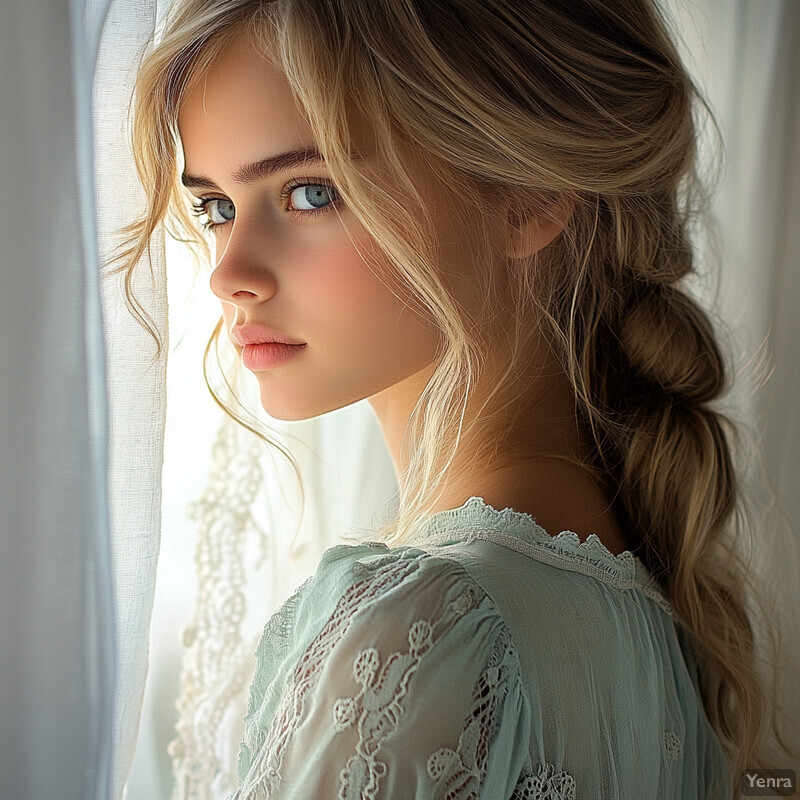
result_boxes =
[258,398,317,423]
[257,391,333,423]
[258,387,365,423]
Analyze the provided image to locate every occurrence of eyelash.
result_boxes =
[190,178,340,233]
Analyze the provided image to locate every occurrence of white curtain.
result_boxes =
[0,1,797,799]
[92,1,173,798]
[0,0,115,797]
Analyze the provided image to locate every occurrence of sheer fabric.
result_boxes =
[1,0,170,796]
[0,0,119,796]
[228,497,731,799]
[0,0,116,795]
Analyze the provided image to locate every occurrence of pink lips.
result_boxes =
[230,324,307,371]
[241,342,306,371]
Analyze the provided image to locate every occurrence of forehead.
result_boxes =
[176,28,436,208]
[178,32,313,162]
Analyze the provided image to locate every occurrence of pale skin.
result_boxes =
[177,31,629,557]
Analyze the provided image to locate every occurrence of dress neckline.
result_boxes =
[405,495,673,613]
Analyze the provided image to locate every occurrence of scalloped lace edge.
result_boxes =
[407,496,674,616]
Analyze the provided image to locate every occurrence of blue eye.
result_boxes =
[285,182,339,212]
[190,180,340,232]
[190,197,235,231]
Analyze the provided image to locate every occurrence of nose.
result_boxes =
[208,219,277,306]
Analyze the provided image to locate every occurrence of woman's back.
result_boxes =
[232,497,730,799]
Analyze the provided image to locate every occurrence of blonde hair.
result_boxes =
[109,0,797,793]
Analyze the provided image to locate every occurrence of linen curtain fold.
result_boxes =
[92,1,173,798]
[1,0,115,797]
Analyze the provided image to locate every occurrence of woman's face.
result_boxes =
[177,32,503,422]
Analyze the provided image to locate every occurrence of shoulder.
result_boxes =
[297,539,497,617]
[238,542,533,797]
[305,539,519,687]
[292,540,516,668]
[245,540,513,711]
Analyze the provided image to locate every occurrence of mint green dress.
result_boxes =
[229,496,732,799]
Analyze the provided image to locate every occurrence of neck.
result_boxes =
[367,340,626,552]
[368,341,591,500]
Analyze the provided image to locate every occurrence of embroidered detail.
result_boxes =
[236,570,316,781]
[425,626,519,799]
[451,589,474,616]
[232,553,478,799]
[511,763,577,799]
[336,593,475,800]
[664,729,681,764]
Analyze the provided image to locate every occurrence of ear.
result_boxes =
[505,195,575,259]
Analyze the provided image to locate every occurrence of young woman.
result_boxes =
[112,0,794,796]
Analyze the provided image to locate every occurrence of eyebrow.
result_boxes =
[181,146,325,189]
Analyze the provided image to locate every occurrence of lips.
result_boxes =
[230,323,306,347]
[241,341,307,371]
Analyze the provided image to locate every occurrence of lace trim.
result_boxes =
[233,553,466,797]
[425,626,519,798]
[408,496,674,617]
[235,573,315,781]
[335,587,477,799]
[511,763,577,799]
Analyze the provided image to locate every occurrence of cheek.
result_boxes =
[295,230,440,362]
[295,233,402,327]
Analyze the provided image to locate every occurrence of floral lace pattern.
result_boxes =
[511,763,577,799]
[425,626,518,799]
[335,588,476,800]
[232,554,484,798]
[664,729,681,764]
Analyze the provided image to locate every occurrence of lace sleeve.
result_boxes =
[229,549,531,799]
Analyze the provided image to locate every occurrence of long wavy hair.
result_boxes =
[107,0,797,793]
